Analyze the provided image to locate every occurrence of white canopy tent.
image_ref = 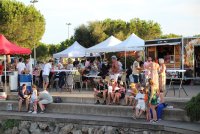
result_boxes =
[53,41,86,58]
[112,33,145,52]
[110,33,145,69]
[86,36,122,53]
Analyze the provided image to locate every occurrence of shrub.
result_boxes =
[185,93,200,121]
[2,119,19,131]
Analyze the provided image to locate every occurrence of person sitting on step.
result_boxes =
[94,79,108,105]
[113,81,126,105]
[125,83,138,106]
[38,89,53,113]
[18,84,31,112]
[107,78,118,105]
[132,87,146,119]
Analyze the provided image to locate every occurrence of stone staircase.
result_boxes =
[0,93,191,122]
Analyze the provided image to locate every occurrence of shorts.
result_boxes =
[136,103,145,111]
[96,92,103,98]
[110,74,119,82]
[132,75,139,83]
[39,99,52,105]
[120,93,125,99]
[42,75,49,83]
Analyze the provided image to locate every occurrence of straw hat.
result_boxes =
[119,81,124,86]
[129,83,136,88]
[159,58,164,64]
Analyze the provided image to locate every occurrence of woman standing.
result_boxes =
[148,58,160,91]
[159,58,166,92]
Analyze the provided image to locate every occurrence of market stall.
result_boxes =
[0,34,31,94]
[144,37,200,79]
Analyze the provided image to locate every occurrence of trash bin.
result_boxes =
[19,74,32,92]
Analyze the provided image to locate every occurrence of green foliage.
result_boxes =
[160,33,182,39]
[2,119,19,131]
[0,0,45,49]
[74,18,162,48]
[193,34,200,37]
[35,42,49,61]
[185,93,200,121]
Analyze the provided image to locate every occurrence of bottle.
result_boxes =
[7,103,13,111]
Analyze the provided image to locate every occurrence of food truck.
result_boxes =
[145,37,200,79]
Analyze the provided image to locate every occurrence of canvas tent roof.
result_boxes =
[86,36,122,53]
[0,34,31,55]
[53,41,86,58]
[112,33,144,52]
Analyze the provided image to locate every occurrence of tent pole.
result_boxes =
[30,55,33,84]
[4,55,7,94]
[125,50,127,71]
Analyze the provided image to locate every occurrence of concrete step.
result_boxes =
[0,111,199,134]
[0,100,190,122]
[7,94,188,109]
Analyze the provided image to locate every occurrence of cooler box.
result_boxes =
[19,74,32,92]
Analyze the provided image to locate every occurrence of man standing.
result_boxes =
[42,59,53,90]
[16,58,26,74]
[110,55,120,82]
[132,56,142,84]
[25,58,33,75]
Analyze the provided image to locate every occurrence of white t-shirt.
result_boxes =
[26,61,33,74]
[16,62,26,74]
[118,61,123,71]
[132,61,140,75]
[135,92,145,105]
[42,63,52,76]
[58,62,63,69]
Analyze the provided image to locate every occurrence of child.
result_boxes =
[148,79,158,123]
[107,79,118,105]
[156,90,167,120]
[113,81,126,105]
[28,85,38,114]
[125,83,138,106]
[94,79,108,105]
[133,87,145,119]
[144,86,150,121]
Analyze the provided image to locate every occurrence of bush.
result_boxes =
[2,119,19,131]
[185,93,200,121]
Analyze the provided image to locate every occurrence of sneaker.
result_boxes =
[151,120,158,124]
[40,111,44,114]
[132,114,137,120]
[95,100,100,105]
[102,101,106,105]
[28,111,32,113]
[32,111,37,114]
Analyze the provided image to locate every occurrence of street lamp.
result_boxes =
[30,0,38,65]
[66,23,71,39]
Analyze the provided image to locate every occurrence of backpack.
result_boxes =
[54,97,62,103]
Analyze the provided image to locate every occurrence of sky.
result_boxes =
[17,0,200,44]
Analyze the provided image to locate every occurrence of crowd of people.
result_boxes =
[92,55,167,123]
[1,55,167,123]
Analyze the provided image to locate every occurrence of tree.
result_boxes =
[160,33,182,39]
[35,43,48,61]
[0,0,45,49]
[74,18,162,48]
